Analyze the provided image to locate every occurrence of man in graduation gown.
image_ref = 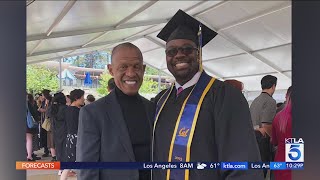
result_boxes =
[76,43,154,180]
[152,10,263,180]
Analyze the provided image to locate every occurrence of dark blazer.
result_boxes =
[76,90,154,180]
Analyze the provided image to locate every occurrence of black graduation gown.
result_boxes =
[47,105,68,161]
[65,106,80,162]
[153,78,264,180]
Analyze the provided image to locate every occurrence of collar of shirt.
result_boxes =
[175,71,202,91]
[115,85,140,102]
[261,91,272,97]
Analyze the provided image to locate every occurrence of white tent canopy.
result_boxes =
[27,0,291,99]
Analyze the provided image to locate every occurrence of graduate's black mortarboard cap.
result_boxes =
[157,9,217,47]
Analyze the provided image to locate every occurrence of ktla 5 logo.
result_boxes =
[285,138,304,162]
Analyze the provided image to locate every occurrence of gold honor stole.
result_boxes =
[153,72,215,180]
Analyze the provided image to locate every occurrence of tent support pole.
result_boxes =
[59,58,62,91]
[158,69,161,93]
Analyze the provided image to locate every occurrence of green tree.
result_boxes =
[96,71,164,96]
[26,65,59,94]
[139,76,159,94]
[63,51,109,69]
[96,72,112,96]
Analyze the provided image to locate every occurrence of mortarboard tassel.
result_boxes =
[198,23,203,72]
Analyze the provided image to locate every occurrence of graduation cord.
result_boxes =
[151,86,174,180]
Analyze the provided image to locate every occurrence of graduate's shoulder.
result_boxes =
[210,77,244,98]
[208,77,250,115]
[154,88,171,103]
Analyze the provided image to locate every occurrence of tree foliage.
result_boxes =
[139,76,159,94]
[63,51,109,69]
[96,71,164,96]
[96,72,112,96]
[26,65,59,94]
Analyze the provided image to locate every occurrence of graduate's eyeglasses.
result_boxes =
[165,45,198,57]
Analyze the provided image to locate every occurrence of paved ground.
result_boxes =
[27,149,76,180]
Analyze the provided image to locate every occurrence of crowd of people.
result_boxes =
[26,78,116,179]
[26,9,292,180]
[26,89,100,178]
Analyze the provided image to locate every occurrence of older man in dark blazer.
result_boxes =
[76,42,154,180]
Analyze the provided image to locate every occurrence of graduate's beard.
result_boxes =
[169,59,199,85]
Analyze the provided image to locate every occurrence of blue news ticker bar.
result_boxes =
[217,162,248,170]
[59,162,303,170]
[248,162,270,169]
[60,162,229,170]
[285,162,304,170]
[61,162,199,170]
[270,162,286,170]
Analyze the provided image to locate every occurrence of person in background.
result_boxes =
[36,93,43,109]
[47,93,68,160]
[276,102,284,113]
[38,90,50,158]
[47,92,68,175]
[107,77,116,92]
[60,89,85,179]
[65,95,71,106]
[42,89,58,161]
[85,94,95,105]
[276,86,292,113]
[27,94,41,160]
[224,79,244,91]
[26,93,40,161]
[34,93,41,107]
[272,86,292,180]
[250,75,277,178]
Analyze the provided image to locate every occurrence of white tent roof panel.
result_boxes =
[27,1,68,36]
[257,7,292,42]
[203,54,276,78]
[93,26,153,44]
[67,45,109,57]
[202,35,246,60]
[284,72,291,77]
[184,1,224,15]
[221,6,291,51]
[27,1,292,93]
[28,50,75,63]
[27,40,40,55]
[197,1,290,30]
[131,38,161,53]
[143,48,167,69]
[53,1,150,32]
[125,1,202,24]
[254,44,291,71]
[34,33,102,53]
[129,23,166,38]
[147,31,165,46]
